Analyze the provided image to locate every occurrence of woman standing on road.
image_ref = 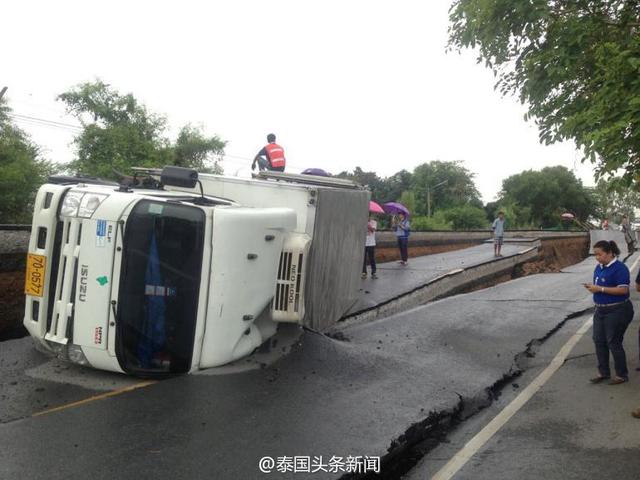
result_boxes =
[362,213,378,279]
[392,212,411,266]
[584,240,634,385]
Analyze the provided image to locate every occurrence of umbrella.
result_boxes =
[369,201,384,214]
[561,212,575,219]
[301,168,331,177]
[383,202,410,216]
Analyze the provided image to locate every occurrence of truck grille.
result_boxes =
[45,217,83,344]
[272,250,305,320]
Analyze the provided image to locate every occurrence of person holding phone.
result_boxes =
[584,240,633,385]
[392,212,410,266]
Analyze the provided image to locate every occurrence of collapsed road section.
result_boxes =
[0,253,603,480]
[0,234,582,423]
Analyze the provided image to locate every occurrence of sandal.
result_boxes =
[589,375,610,384]
[608,377,628,385]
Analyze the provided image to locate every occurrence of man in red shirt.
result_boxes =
[252,133,286,172]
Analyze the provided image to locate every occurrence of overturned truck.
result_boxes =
[23,167,368,376]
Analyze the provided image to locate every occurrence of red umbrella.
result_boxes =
[369,201,384,214]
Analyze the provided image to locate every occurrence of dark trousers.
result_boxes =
[362,246,376,274]
[397,237,409,262]
[592,300,634,379]
[257,157,285,172]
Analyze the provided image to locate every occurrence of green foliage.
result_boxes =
[448,1,640,185]
[337,161,480,218]
[441,205,489,230]
[0,98,52,223]
[411,213,453,231]
[378,169,413,204]
[59,80,225,178]
[399,190,417,214]
[336,167,388,202]
[492,202,534,229]
[410,160,481,216]
[590,176,640,222]
[174,124,225,174]
[498,166,595,228]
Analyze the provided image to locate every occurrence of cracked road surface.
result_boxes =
[345,243,530,316]
[0,252,604,479]
[408,253,640,480]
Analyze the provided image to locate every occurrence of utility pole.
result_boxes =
[0,87,7,101]
[427,180,447,217]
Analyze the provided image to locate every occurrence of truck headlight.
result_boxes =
[61,192,84,217]
[78,193,108,218]
[61,192,108,218]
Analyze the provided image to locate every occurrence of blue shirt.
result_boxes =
[394,219,410,238]
[592,259,630,305]
[492,218,505,237]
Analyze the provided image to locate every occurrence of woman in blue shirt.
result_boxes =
[392,213,410,266]
[584,240,634,384]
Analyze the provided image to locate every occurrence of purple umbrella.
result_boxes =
[301,168,331,177]
[383,202,410,216]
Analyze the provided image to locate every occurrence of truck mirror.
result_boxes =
[161,166,199,188]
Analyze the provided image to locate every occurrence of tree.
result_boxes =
[377,169,413,204]
[59,81,225,178]
[410,160,481,216]
[174,124,224,174]
[336,167,386,199]
[499,166,595,227]
[0,98,52,223]
[448,1,640,185]
[442,205,489,230]
[399,190,417,214]
[590,176,640,222]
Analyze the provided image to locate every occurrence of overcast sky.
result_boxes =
[3,0,596,202]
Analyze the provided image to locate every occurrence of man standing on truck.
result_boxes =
[252,133,286,172]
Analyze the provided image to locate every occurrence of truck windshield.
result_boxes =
[117,200,205,376]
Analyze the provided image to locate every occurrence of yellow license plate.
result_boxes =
[25,253,47,297]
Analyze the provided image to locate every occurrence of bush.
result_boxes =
[441,205,489,230]
[411,214,452,231]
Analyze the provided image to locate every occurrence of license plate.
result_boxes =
[25,253,47,297]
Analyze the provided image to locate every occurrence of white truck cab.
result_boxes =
[24,167,368,377]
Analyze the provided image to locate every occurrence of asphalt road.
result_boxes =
[0,253,599,480]
[0,242,532,424]
[346,243,530,316]
[407,254,640,480]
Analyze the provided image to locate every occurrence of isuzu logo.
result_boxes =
[79,264,89,302]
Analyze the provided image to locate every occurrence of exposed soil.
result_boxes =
[514,236,589,278]
[0,270,27,341]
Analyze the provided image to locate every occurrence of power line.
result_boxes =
[9,117,80,134]
[7,113,82,131]
[6,111,316,172]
